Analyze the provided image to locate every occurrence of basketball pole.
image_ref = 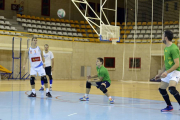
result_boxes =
[179,1,180,47]
[149,0,153,81]
[121,0,127,80]
[131,0,138,80]
[161,0,164,72]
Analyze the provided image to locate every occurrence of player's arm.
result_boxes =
[91,75,98,78]
[93,77,103,82]
[40,48,45,63]
[155,65,166,80]
[158,65,166,76]
[40,48,45,68]
[51,58,54,70]
[51,52,54,71]
[92,70,105,82]
[23,48,29,69]
[166,58,179,73]
[87,75,98,80]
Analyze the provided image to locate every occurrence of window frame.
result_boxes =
[166,3,168,11]
[41,0,50,16]
[0,0,5,10]
[104,57,115,68]
[129,58,141,69]
[174,2,177,10]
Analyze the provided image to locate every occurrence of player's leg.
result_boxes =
[99,82,114,104]
[168,73,180,106]
[38,66,52,97]
[39,78,44,91]
[79,81,92,101]
[39,67,49,91]
[159,76,173,112]
[47,74,53,90]
[47,66,53,90]
[28,67,37,97]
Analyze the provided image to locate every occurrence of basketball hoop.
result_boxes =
[109,38,118,45]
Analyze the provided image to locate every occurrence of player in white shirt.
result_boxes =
[23,37,52,97]
[39,44,54,91]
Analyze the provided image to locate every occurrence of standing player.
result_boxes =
[23,37,52,97]
[79,58,114,104]
[39,44,54,91]
[155,30,180,112]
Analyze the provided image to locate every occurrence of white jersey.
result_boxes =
[43,51,54,67]
[29,46,43,68]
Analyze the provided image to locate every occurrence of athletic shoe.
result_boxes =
[109,98,114,104]
[161,106,173,112]
[39,87,44,91]
[46,92,52,98]
[49,87,52,91]
[28,92,36,97]
[79,96,89,101]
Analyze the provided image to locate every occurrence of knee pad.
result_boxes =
[159,88,167,96]
[100,85,107,93]
[30,77,35,85]
[41,76,48,84]
[169,86,179,96]
[86,81,91,88]
[48,75,52,80]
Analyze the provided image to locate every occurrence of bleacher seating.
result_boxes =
[0,16,17,31]
[114,21,179,43]
[1,14,180,43]
[16,14,98,40]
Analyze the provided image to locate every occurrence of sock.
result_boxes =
[41,80,44,86]
[32,89,36,94]
[173,93,180,105]
[162,94,172,106]
[46,88,49,93]
[50,84,52,87]
[109,96,112,99]
[41,85,44,87]
[50,79,53,84]
[85,94,89,97]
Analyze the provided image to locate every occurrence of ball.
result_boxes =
[57,9,66,18]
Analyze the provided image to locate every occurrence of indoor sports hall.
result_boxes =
[0,0,180,120]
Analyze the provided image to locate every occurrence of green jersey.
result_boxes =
[164,43,180,71]
[96,66,111,84]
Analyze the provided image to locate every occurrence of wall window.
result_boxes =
[79,3,86,10]
[174,2,177,10]
[129,58,141,68]
[0,0,5,10]
[41,0,50,16]
[142,12,146,22]
[166,3,168,11]
[97,3,100,12]
[88,2,95,17]
[104,57,115,68]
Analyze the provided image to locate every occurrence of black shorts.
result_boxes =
[96,81,110,88]
[45,66,51,75]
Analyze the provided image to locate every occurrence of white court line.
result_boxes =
[68,113,77,116]
[119,80,160,84]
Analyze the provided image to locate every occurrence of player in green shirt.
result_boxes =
[79,57,114,104]
[155,30,180,112]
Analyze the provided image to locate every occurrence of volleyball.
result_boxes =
[57,9,66,18]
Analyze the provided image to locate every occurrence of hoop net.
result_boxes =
[109,38,118,45]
